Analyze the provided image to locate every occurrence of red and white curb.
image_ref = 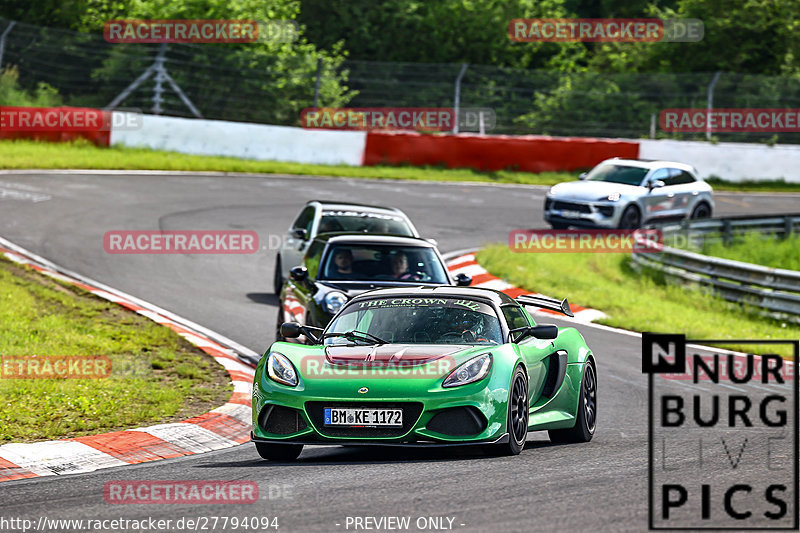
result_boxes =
[445,253,607,323]
[0,236,260,483]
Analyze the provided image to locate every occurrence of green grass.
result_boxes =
[691,232,800,271]
[1,139,799,192]
[0,139,571,186]
[476,245,799,357]
[0,256,232,442]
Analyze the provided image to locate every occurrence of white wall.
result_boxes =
[108,112,800,182]
[110,113,367,166]
[638,139,800,183]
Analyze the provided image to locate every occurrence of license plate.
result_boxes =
[558,210,582,219]
[324,408,403,427]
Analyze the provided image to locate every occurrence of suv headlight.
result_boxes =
[267,352,298,386]
[597,193,621,202]
[324,291,347,314]
[442,353,492,388]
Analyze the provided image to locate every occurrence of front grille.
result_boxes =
[426,407,487,436]
[551,201,592,213]
[259,405,307,435]
[305,401,423,438]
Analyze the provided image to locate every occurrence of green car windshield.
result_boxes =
[585,163,648,186]
[324,297,503,345]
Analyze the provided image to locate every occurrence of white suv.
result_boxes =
[544,158,714,229]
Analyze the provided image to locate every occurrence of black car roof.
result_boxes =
[307,200,404,214]
[314,233,436,247]
[347,286,517,306]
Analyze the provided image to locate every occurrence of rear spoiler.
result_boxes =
[515,294,574,317]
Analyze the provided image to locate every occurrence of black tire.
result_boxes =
[273,255,283,295]
[550,222,570,230]
[275,304,285,342]
[618,205,641,229]
[255,442,303,461]
[486,366,528,456]
[690,202,711,220]
[549,361,596,444]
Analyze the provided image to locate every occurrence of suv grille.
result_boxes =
[551,201,592,213]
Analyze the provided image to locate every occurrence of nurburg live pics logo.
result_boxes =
[642,333,799,530]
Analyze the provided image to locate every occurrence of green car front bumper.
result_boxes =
[251,344,585,446]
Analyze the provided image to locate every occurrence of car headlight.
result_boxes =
[442,353,492,388]
[267,352,298,387]
[597,193,621,202]
[324,291,347,314]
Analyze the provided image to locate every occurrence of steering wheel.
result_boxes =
[437,332,465,343]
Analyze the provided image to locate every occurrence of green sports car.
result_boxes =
[251,286,597,460]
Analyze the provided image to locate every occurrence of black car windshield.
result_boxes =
[320,244,449,284]
[318,211,414,236]
[324,297,503,345]
[585,164,649,186]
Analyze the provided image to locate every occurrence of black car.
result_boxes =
[276,233,471,341]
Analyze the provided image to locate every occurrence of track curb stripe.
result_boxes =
[0,239,257,482]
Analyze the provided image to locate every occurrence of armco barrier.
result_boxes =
[363,131,639,173]
[632,214,800,320]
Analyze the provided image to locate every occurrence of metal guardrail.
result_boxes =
[631,214,800,321]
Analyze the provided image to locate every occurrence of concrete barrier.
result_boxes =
[110,113,367,166]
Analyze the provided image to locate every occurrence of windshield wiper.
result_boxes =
[321,330,388,345]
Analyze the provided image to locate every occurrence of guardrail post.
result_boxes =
[785,216,793,239]
[722,219,732,245]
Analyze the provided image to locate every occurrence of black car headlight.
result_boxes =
[324,291,347,314]
[442,353,492,388]
[267,352,298,387]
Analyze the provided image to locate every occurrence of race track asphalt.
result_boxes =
[0,171,797,532]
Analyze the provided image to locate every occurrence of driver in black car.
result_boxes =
[390,252,421,281]
[328,248,354,278]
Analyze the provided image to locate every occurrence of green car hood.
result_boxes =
[324,343,472,367]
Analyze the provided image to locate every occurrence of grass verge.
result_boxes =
[476,245,799,357]
[0,139,571,186]
[688,232,800,271]
[1,139,799,192]
[0,255,232,442]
